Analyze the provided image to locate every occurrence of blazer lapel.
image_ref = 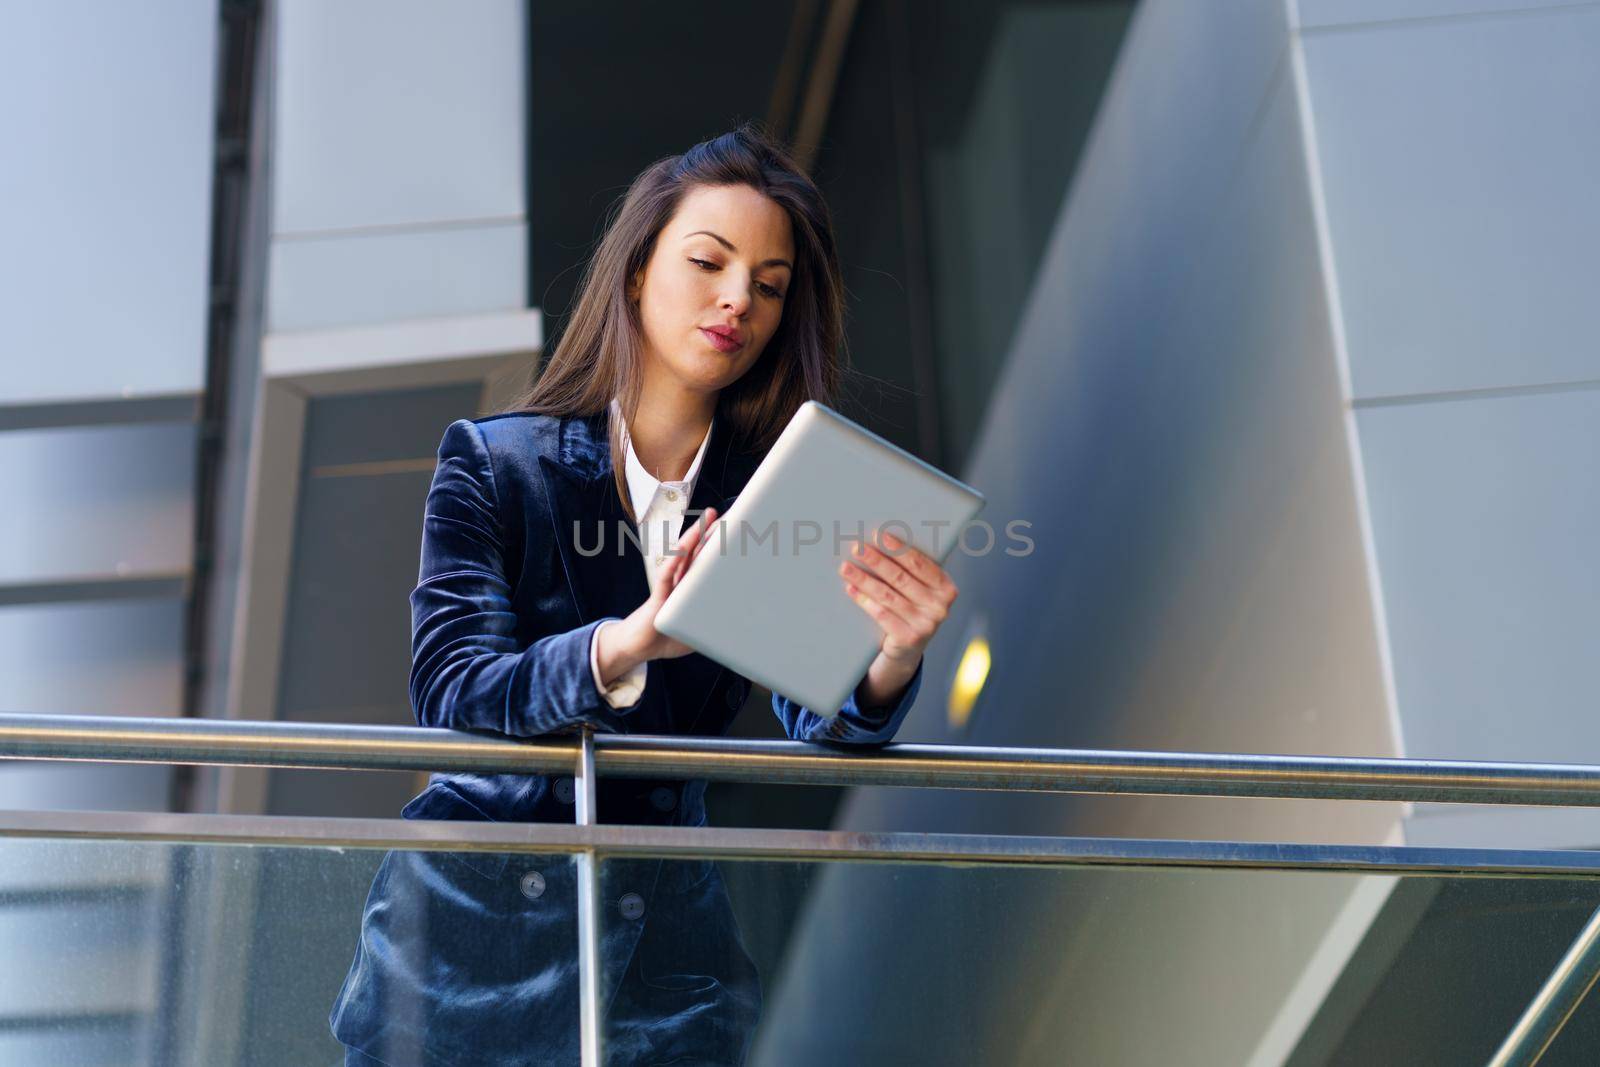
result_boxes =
[536,408,763,728]
[538,453,649,627]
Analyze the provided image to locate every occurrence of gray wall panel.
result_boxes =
[1296,0,1581,29]
[268,0,527,332]
[0,599,183,716]
[0,1031,149,1066]
[0,423,194,584]
[1301,6,1600,398]
[1357,388,1600,764]
[0,763,172,814]
[0,0,214,405]
[266,222,527,333]
[0,892,158,1015]
[273,0,524,234]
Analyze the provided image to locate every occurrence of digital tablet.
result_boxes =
[654,400,985,716]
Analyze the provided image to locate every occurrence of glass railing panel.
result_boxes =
[599,855,1600,1067]
[0,835,577,1067]
[8,818,1600,1066]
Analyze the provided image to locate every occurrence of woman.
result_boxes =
[329,123,960,1066]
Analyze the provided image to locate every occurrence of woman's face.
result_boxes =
[629,183,795,396]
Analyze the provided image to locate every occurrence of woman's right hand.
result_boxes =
[612,506,719,663]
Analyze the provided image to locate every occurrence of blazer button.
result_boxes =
[725,681,748,710]
[520,870,546,900]
[618,892,646,921]
[552,777,575,804]
[649,786,676,812]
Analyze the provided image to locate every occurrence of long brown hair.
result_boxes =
[506,121,847,525]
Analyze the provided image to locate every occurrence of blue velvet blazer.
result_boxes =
[329,408,924,1066]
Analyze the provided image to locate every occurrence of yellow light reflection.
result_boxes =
[947,635,991,730]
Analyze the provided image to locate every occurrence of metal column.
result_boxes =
[575,727,602,1066]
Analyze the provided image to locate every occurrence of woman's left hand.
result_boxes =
[838,531,959,667]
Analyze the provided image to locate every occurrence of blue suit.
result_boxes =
[329,408,923,1066]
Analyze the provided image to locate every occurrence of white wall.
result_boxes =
[0,3,533,1060]
[1297,0,1600,851]
[764,1,1600,1062]
[760,0,1399,1061]
[0,0,210,822]
[0,5,212,1053]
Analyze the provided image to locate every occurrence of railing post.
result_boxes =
[575,726,602,1067]
[1487,903,1600,1067]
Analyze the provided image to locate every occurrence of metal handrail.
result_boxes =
[6,806,1600,875]
[8,711,1600,1064]
[7,710,1600,806]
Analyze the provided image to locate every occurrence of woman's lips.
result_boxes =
[700,327,744,353]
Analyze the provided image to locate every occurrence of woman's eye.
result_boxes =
[690,257,783,299]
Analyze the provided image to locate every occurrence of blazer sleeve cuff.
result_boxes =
[771,655,924,746]
[590,617,648,709]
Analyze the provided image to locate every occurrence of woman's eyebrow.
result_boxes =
[683,230,792,270]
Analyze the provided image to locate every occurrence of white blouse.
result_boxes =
[587,398,714,708]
